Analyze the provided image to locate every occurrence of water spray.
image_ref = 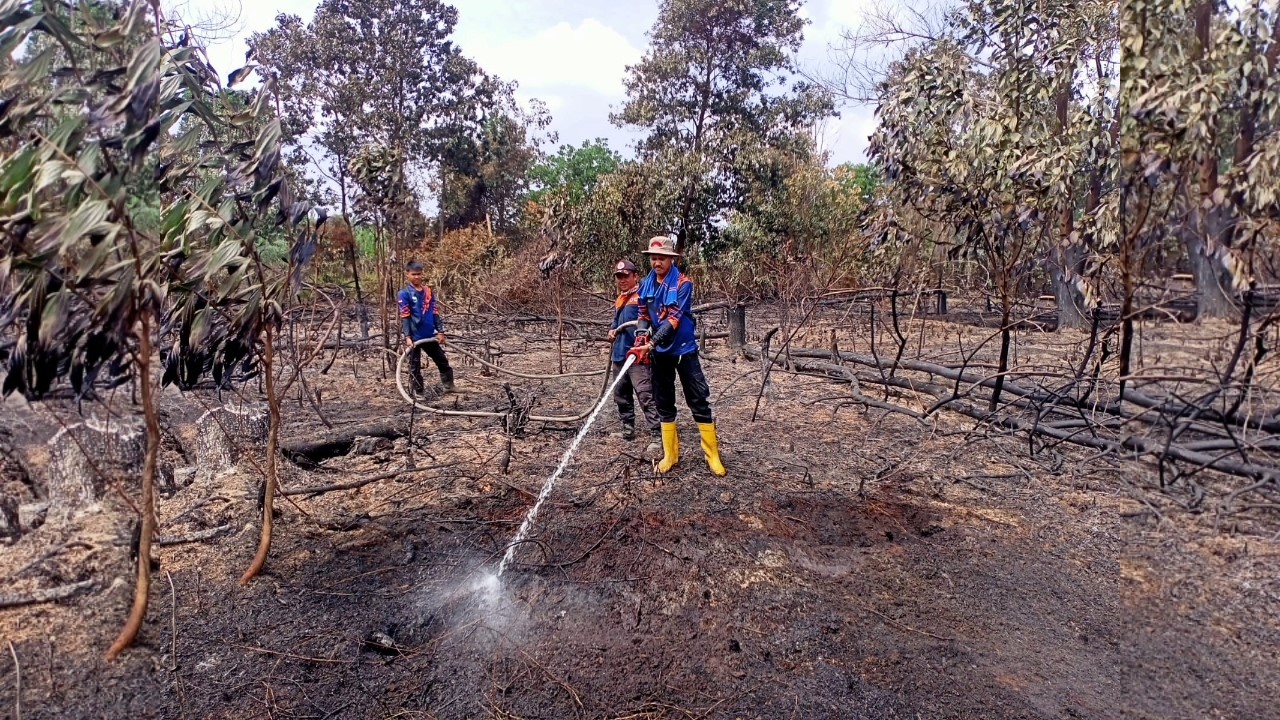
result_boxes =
[494,354,637,578]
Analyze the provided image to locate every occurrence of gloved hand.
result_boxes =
[651,322,675,349]
[626,332,652,365]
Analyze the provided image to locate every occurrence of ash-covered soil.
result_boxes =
[1,310,1278,720]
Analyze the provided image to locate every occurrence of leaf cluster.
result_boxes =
[0,0,320,400]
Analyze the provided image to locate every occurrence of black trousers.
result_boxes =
[408,341,452,391]
[650,350,714,424]
[612,360,661,433]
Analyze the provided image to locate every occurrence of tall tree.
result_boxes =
[1,0,316,657]
[724,142,869,295]
[251,0,498,346]
[250,0,496,246]
[871,0,1118,414]
[612,0,834,253]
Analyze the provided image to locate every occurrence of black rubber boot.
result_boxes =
[621,421,636,440]
[440,368,457,392]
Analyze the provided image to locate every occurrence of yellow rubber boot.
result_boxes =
[697,422,727,476]
[657,422,679,473]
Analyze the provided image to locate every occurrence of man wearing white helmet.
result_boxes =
[626,236,726,476]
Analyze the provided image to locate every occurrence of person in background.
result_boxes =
[398,260,455,395]
[607,258,661,449]
[627,236,726,476]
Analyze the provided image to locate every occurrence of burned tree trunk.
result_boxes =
[46,414,149,524]
[1048,67,1092,333]
[1186,226,1242,319]
[728,302,747,351]
[1048,246,1091,331]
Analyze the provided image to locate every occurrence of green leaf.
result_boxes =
[91,27,129,49]
[75,236,117,283]
[17,44,56,86]
[0,13,42,58]
[190,307,210,345]
[64,199,112,244]
[38,289,69,345]
[0,148,38,200]
[125,39,162,95]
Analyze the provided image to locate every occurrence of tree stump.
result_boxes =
[0,435,33,539]
[188,402,269,479]
[45,414,147,523]
[0,491,19,541]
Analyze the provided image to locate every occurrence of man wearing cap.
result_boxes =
[626,236,727,476]
[398,259,456,395]
[607,258,661,447]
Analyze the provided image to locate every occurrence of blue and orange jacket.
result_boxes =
[398,283,442,341]
[610,287,642,363]
[637,266,697,357]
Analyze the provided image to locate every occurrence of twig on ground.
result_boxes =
[168,495,232,525]
[8,542,95,581]
[0,580,96,610]
[516,647,584,710]
[227,643,352,665]
[851,597,965,644]
[639,535,687,562]
[281,463,455,497]
[7,641,19,720]
[165,571,179,671]
[553,517,622,569]
[156,525,234,546]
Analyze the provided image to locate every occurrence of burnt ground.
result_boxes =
[2,310,1279,720]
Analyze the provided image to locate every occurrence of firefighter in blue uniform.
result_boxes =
[627,236,726,476]
[607,258,661,445]
[398,260,455,395]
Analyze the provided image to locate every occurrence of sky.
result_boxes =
[172,0,881,166]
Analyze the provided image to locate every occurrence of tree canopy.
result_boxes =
[612,0,835,254]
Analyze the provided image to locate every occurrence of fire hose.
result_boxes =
[394,321,638,422]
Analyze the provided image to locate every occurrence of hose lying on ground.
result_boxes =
[394,334,617,423]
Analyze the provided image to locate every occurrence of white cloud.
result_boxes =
[817,108,876,164]
[800,0,874,50]
[517,89,565,113]
[178,0,876,165]
[455,18,641,98]
[827,0,876,30]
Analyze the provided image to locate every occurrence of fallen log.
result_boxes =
[279,419,408,465]
[693,301,733,313]
[741,345,944,417]
[987,410,1280,486]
